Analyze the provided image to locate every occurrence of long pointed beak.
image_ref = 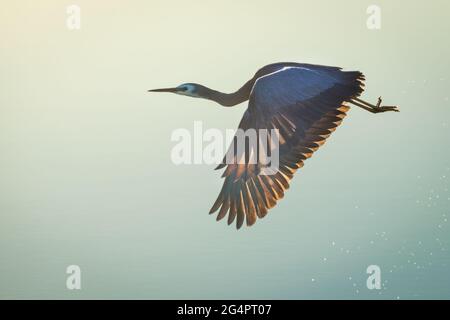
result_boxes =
[148,87,178,93]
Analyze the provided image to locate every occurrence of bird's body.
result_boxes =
[149,62,398,229]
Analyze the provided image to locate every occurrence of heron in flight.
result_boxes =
[149,62,398,229]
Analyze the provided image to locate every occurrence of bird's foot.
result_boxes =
[375,106,400,113]
[373,97,400,113]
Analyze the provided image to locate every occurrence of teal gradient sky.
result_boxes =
[1,0,449,299]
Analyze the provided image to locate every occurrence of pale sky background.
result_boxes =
[1,0,449,299]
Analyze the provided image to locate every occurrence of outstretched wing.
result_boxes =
[209,64,365,229]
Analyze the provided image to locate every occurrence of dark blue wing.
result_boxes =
[251,66,337,113]
[210,64,365,229]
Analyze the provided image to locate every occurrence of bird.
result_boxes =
[149,62,399,229]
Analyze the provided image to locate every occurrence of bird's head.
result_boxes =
[148,83,200,98]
